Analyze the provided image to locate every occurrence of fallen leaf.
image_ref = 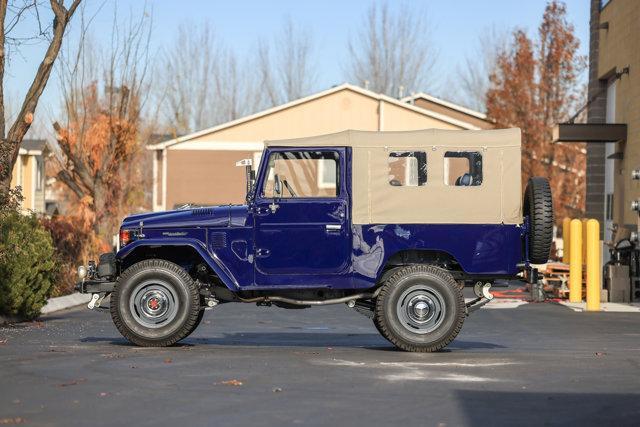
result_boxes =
[218,379,243,386]
[164,358,172,364]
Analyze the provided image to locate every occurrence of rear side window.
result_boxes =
[444,151,483,186]
[388,151,427,186]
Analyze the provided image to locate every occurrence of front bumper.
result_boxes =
[75,279,116,294]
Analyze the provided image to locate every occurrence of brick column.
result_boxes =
[586,0,607,238]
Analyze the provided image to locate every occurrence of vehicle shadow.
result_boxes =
[455,390,640,426]
[80,333,505,352]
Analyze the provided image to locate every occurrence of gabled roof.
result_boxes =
[401,92,488,120]
[147,83,481,151]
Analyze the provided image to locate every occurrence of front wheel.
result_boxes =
[374,265,465,352]
[110,259,201,347]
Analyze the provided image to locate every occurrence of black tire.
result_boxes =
[524,177,554,264]
[184,308,205,340]
[374,265,465,352]
[110,259,201,347]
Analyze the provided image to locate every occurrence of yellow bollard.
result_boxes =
[581,219,588,263]
[562,217,571,264]
[569,219,583,303]
[586,219,601,311]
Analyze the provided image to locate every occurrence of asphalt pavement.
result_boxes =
[1,300,640,426]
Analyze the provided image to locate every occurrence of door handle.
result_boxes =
[325,224,342,231]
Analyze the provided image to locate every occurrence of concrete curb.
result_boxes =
[40,293,92,315]
[558,301,640,313]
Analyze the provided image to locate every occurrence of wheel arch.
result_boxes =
[376,249,464,284]
[117,239,239,290]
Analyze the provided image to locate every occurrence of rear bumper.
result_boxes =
[75,279,116,294]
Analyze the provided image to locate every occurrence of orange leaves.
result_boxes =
[486,0,587,223]
[53,81,146,255]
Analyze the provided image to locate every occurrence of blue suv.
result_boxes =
[77,128,553,352]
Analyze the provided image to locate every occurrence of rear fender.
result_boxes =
[116,238,240,290]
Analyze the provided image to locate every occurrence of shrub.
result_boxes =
[40,215,98,296]
[0,211,57,319]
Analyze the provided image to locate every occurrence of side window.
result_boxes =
[388,151,427,186]
[262,151,339,198]
[444,151,483,186]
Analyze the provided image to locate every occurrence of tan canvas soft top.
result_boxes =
[264,128,522,225]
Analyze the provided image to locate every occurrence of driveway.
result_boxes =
[1,301,639,426]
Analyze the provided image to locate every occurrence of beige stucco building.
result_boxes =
[147,83,493,211]
[10,139,47,213]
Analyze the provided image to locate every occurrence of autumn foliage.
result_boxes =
[51,82,147,254]
[486,1,587,222]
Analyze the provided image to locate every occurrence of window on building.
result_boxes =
[387,151,427,186]
[262,151,339,198]
[444,151,483,186]
[35,157,43,191]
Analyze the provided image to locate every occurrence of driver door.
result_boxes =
[253,148,350,287]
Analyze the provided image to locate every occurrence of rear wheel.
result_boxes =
[374,265,465,352]
[110,259,201,347]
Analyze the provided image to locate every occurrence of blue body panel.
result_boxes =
[117,146,526,291]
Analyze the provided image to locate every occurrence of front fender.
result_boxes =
[116,238,240,290]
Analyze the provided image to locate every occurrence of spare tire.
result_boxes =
[523,177,554,264]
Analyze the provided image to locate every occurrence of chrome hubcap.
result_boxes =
[129,280,179,328]
[397,285,446,334]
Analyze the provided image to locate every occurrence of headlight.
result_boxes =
[77,265,87,279]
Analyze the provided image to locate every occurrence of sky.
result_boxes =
[5,0,590,136]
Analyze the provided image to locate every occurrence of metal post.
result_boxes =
[562,217,571,264]
[586,219,601,311]
[569,219,583,303]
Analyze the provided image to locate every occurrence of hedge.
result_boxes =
[0,211,57,319]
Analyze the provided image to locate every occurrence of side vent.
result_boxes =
[210,232,227,249]
[192,207,215,216]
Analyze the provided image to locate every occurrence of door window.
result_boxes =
[262,151,339,198]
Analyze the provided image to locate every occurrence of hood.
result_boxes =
[121,205,249,229]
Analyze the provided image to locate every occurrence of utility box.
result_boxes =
[604,264,630,302]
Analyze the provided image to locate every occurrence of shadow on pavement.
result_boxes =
[80,332,505,351]
[456,390,640,426]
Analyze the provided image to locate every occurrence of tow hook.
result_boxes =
[88,293,107,310]
[465,282,494,315]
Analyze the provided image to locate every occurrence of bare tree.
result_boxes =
[346,2,437,97]
[453,27,507,112]
[50,6,153,242]
[257,17,316,108]
[157,22,253,135]
[0,0,81,201]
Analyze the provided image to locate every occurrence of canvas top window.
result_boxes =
[262,150,339,198]
[444,151,483,186]
[388,151,427,186]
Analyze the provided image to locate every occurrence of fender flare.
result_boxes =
[116,238,240,290]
